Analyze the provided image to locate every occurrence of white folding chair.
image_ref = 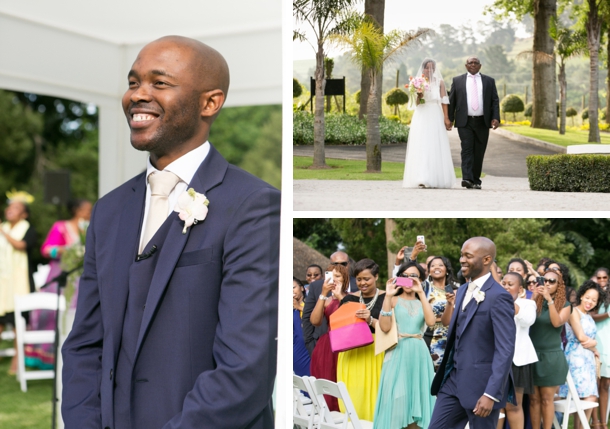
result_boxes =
[309,378,373,429]
[294,375,316,429]
[14,292,66,392]
[553,371,598,429]
[0,327,16,357]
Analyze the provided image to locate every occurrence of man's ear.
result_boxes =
[200,89,225,119]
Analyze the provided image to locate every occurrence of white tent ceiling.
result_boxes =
[0,0,281,196]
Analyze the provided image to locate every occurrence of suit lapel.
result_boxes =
[134,144,229,358]
[109,174,146,354]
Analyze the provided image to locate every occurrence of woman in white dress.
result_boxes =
[403,58,456,189]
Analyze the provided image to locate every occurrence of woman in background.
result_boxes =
[529,269,572,429]
[592,269,610,428]
[293,277,310,377]
[374,261,436,429]
[25,199,91,369]
[337,258,385,421]
[0,192,37,374]
[559,280,601,429]
[310,264,349,412]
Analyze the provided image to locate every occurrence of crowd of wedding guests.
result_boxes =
[293,239,610,429]
[0,191,90,374]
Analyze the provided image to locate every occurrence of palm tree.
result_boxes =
[581,0,604,143]
[358,0,385,120]
[293,0,360,169]
[331,19,431,172]
[549,24,586,135]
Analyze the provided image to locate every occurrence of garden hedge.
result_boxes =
[527,154,610,193]
[293,111,409,145]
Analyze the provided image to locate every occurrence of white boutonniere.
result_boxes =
[174,188,209,234]
[473,289,485,304]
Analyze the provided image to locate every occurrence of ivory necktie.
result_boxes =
[469,74,479,111]
[140,170,180,253]
[462,281,478,310]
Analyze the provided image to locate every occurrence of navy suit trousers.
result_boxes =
[429,369,500,429]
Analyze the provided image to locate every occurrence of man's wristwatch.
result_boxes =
[319,294,329,301]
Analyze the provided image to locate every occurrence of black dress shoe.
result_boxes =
[473,184,482,189]
[461,179,474,189]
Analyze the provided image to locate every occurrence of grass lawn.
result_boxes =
[0,343,55,429]
[294,156,463,180]
[503,125,610,147]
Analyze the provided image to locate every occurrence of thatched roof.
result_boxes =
[293,237,330,283]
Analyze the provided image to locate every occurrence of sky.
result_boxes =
[293,0,531,61]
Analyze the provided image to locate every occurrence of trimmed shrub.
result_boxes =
[501,94,525,121]
[582,109,589,120]
[385,88,409,107]
[354,90,361,104]
[293,78,303,98]
[524,102,532,118]
[527,154,610,193]
[293,111,410,145]
[566,107,577,117]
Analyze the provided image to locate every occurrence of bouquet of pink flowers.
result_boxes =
[404,74,430,105]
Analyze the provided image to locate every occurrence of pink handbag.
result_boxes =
[328,302,373,353]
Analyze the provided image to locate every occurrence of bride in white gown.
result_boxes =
[403,58,456,189]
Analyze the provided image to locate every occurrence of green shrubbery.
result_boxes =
[293,111,409,145]
[527,154,610,193]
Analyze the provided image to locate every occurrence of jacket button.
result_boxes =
[110,369,113,380]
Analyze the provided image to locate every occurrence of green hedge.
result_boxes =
[293,111,409,145]
[527,154,610,192]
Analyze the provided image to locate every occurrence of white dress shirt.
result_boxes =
[138,141,210,250]
[513,297,538,366]
[466,72,484,117]
[462,271,491,310]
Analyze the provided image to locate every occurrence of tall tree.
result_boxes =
[487,0,559,130]
[294,0,361,168]
[332,19,430,171]
[357,0,385,120]
[580,0,605,142]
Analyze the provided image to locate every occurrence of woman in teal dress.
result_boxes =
[373,261,436,429]
[559,280,601,429]
[529,269,572,429]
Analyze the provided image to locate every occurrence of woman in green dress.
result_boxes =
[373,261,436,429]
[529,269,572,429]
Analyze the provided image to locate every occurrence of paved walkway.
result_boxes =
[293,129,610,211]
[293,128,561,178]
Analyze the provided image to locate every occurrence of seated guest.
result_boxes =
[559,281,602,429]
[293,278,310,377]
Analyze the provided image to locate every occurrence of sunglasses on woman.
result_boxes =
[543,278,558,284]
[399,273,420,278]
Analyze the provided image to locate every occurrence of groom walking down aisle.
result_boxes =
[61,36,280,429]
[429,237,515,429]
[448,57,500,189]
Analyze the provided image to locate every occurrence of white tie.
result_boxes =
[140,171,180,253]
[462,281,478,310]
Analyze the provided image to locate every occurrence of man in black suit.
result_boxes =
[448,56,500,190]
[301,251,358,356]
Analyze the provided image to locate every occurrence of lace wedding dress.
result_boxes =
[403,59,456,189]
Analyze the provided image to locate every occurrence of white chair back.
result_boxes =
[14,292,66,392]
[309,378,373,429]
[293,375,315,429]
[552,371,599,429]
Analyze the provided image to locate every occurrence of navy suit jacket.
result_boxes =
[61,144,280,429]
[448,73,500,129]
[431,274,515,410]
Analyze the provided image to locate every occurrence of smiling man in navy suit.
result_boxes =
[61,36,280,429]
[429,237,515,429]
